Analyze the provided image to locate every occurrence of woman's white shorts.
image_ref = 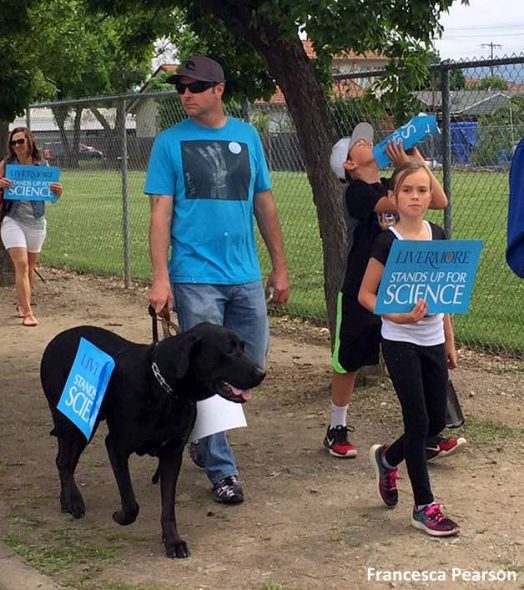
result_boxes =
[0,216,47,253]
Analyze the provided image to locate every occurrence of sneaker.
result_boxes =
[369,444,399,508]
[411,503,460,537]
[212,476,244,505]
[323,425,357,458]
[188,442,205,469]
[426,435,467,463]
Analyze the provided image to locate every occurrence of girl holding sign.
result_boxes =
[0,127,63,327]
[358,161,460,537]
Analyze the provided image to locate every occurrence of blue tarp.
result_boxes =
[450,121,478,164]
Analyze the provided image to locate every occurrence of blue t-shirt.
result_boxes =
[144,117,271,284]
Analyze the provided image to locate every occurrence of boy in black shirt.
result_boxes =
[323,123,466,461]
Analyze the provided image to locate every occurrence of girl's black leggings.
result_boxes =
[382,339,448,506]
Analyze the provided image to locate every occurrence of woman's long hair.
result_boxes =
[6,127,42,164]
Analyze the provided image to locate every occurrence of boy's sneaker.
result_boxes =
[412,503,460,537]
[188,442,206,469]
[426,435,467,463]
[323,425,357,458]
[212,476,244,505]
[369,444,399,508]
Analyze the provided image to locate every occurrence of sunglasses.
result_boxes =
[10,138,26,147]
[175,80,217,95]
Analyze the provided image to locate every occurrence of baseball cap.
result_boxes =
[166,55,225,84]
[329,122,374,180]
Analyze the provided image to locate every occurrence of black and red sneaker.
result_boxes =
[426,435,467,463]
[323,425,357,458]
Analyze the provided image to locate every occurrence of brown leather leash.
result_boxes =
[148,305,180,343]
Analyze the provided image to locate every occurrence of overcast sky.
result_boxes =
[433,0,524,60]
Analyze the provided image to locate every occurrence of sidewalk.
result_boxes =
[0,542,62,590]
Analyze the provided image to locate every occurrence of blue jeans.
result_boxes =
[173,282,269,484]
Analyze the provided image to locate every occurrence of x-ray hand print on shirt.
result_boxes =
[182,140,250,200]
[196,143,228,198]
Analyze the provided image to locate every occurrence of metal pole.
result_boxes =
[440,66,452,237]
[25,107,31,129]
[119,100,131,288]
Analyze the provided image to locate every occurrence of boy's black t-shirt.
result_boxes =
[342,177,391,297]
[371,222,447,266]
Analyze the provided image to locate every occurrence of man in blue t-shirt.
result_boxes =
[145,55,290,504]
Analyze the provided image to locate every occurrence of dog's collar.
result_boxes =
[151,361,175,397]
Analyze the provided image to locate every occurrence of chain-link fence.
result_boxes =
[21,55,524,354]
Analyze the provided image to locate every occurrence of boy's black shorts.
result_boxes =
[332,291,381,373]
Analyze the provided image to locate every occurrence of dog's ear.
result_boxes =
[172,332,200,380]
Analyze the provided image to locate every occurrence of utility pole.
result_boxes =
[481,42,502,76]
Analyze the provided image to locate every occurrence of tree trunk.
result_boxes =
[0,119,15,286]
[194,0,348,340]
[0,120,9,157]
[0,242,15,286]
[254,39,348,340]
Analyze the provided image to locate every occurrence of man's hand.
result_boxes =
[148,277,174,315]
[266,268,290,304]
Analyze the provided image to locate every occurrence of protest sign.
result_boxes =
[4,164,60,202]
[375,239,483,314]
[373,113,439,169]
[57,338,116,440]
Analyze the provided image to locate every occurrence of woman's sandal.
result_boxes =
[16,305,27,318]
[22,315,38,327]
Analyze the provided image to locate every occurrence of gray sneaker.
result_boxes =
[212,475,244,504]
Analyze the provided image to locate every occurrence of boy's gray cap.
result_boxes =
[166,55,225,84]
[329,122,374,179]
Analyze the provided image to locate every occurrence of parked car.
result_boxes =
[42,142,104,163]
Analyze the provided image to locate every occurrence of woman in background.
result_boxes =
[0,127,63,326]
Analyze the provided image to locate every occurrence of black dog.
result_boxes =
[40,322,265,558]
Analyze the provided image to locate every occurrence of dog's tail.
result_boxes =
[151,462,160,485]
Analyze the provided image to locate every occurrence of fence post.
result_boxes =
[440,65,452,237]
[119,99,131,288]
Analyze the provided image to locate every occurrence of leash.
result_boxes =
[148,305,180,344]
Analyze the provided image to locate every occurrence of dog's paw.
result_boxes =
[165,540,190,559]
[112,506,139,526]
[61,493,85,519]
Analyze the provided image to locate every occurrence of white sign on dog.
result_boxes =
[190,396,247,442]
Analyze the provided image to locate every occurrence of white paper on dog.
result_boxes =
[190,395,247,441]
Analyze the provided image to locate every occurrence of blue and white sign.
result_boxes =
[4,164,60,202]
[57,338,116,440]
[373,113,439,169]
[375,239,483,314]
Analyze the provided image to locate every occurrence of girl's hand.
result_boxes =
[0,177,13,189]
[405,147,426,165]
[446,343,458,369]
[385,299,428,324]
[49,182,63,198]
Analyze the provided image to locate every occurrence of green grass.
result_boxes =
[4,525,121,575]
[41,168,524,353]
[465,419,524,445]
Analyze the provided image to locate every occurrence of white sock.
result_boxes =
[330,403,348,428]
[416,501,435,512]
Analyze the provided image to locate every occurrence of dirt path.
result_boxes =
[0,269,523,590]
